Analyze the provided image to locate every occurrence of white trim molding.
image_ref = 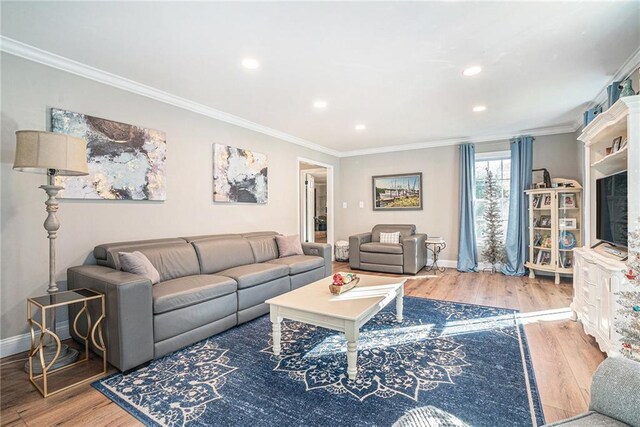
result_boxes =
[0,321,70,358]
[0,36,341,158]
[574,46,640,131]
[338,124,578,157]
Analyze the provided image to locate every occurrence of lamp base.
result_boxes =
[24,344,80,374]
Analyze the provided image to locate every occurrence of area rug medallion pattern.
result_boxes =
[94,297,545,426]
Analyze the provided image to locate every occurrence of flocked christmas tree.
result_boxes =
[616,216,640,361]
[481,167,505,273]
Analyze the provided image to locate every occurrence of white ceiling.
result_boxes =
[2,2,639,155]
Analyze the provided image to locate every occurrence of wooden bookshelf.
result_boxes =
[526,182,582,284]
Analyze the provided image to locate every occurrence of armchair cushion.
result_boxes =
[360,242,403,254]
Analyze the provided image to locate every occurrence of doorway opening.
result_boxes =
[298,159,333,250]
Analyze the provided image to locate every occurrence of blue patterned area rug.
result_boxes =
[93,297,545,427]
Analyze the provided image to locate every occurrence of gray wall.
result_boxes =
[0,54,340,340]
[336,133,583,261]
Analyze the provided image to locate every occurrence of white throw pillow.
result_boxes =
[380,232,401,244]
[119,251,161,284]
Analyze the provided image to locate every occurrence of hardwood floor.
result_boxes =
[0,264,605,426]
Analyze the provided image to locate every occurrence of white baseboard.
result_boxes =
[427,259,502,271]
[0,321,70,358]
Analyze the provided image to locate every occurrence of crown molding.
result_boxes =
[574,46,640,131]
[339,123,579,157]
[0,36,341,158]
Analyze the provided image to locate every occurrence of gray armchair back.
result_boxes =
[349,224,427,274]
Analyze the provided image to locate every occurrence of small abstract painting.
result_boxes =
[213,144,268,203]
[51,108,166,200]
[373,173,422,210]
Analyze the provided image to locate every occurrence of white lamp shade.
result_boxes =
[13,131,89,176]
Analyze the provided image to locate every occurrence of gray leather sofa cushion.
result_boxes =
[154,314,236,358]
[219,263,289,289]
[193,238,255,273]
[290,267,325,290]
[182,234,241,243]
[360,252,403,265]
[94,238,187,269]
[241,231,279,238]
[371,224,416,242]
[153,274,237,314]
[237,277,290,310]
[267,255,324,275]
[360,242,403,254]
[238,302,270,324]
[136,244,201,282]
[154,293,237,342]
[248,236,279,262]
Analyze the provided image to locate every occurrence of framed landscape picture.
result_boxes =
[372,173,422,210]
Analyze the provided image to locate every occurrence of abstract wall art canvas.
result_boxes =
[213,144,267,203]
[372,172,423,210]
[51,108,167,200]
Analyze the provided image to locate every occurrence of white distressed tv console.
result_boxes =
[573,95,639,355]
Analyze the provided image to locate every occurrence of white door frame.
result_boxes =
[297,157,334,258]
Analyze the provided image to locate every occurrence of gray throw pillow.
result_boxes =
[275,235,304,257]
[119,251,161,284]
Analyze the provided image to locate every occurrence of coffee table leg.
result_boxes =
[345,325,359,380]
[396,284,404,322]
[270,309,282,356]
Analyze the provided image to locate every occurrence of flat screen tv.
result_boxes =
[596,170,628,247]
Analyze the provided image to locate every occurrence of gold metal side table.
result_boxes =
[27,288,107,397]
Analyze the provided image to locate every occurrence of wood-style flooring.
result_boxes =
[0,264,605,426]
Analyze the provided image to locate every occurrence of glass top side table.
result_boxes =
[425,237,447,273]
[27,288,107,397]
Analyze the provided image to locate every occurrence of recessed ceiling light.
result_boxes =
[473,105,487,112]
[241,58,260,69]
[463,66,482,77]
[355,124,366,131]
[313,100,328,109]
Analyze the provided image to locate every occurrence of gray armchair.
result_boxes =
[349,224,427,274]
[544,356,640,427]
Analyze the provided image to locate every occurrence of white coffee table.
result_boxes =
[265,273,406,380]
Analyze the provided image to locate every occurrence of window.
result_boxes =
[474,152,511,247]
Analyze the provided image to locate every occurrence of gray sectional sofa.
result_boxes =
[67,231,331,372]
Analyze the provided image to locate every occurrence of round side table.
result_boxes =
[425,238,447,273]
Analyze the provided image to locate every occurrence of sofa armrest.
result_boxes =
[401,233,427,274]
[302,242,332,277]
[67,265,154,372]
[588,357,640,427]
[349,232,372,270]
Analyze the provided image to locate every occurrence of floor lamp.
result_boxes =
[13,130,89,373]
